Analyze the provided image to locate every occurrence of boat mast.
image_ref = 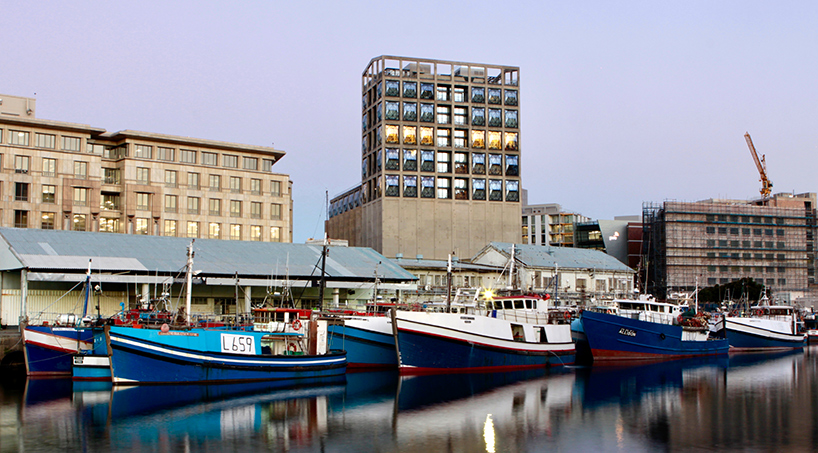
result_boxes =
[185,240,194,326]
[446,253,453,312]
[318,233,328,311]
[82,259,92,319]
[508,244,516,289]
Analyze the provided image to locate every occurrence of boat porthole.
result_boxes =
[659,333,666,340]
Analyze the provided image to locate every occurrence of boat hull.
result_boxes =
[23,326,94,376]
[395,311,575,373]
[72,355,112,381]
[327,316,397,369]
[581,310,729,362]
[107,326,347,385]
[726,318,805,351]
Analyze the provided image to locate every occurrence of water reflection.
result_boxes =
[4,349,818,451]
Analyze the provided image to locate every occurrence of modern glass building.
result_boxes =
[328,56,522,260]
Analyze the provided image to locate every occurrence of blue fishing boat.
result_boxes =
[326,305,398,369]
[581,296,729,362]
[106,325,346,384]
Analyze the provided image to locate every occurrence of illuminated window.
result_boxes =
[10,130,29,146]
[270,226,281,242]
[403,81,417,98]
[421,176,435,198]
[100,217,120,233]
[164,220,177,237]
[202,152,218,166]
[403,102,417,121]
[420,127,434,145]
[472,108,485,126]
[471,131,485,149]
[402,126,417,145]
[209,198,221,215]
[101,193,120,210]
[230,224,241,240]
[505,132,518,151]
[209,222,221,239]
[41,212,55,230]
[135,218,149,235]
[385,125,399,144]
[472,153,486,174]
[42,185,56,203]
[251,225,262,241]
[187,221,199,238]
[488,132,502,150]
[73,214,87,231]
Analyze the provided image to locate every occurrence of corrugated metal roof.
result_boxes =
[488,242,634,273]
[0,228,416,282]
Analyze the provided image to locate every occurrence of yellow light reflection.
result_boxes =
[483,413,495,453]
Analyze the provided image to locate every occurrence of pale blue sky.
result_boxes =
[4,1,816,243]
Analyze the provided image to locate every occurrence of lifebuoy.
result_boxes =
[292,319,302,331]
[288,342,297,353]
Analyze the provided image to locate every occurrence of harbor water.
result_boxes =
[3,347,818,452]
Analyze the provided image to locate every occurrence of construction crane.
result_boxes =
[744,132,773,200]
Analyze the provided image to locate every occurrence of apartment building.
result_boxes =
[521,200,590,247]
[327,56,522,261]
[0,94,292,241]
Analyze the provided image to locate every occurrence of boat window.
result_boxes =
[504,300,514,309]
[525,300,533,309]
[514,300,524,309]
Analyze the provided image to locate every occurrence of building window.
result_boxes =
[437,151,451,173]
[165,195,178,213]
[506,180,520,202]
[488,88,501,104]
[187,221,199,238]
[36,133,55,149]
[454,86,467,103]
[472,178,486,200]
[385,79,399,97]
[270,226,281,242]
[230,224,241,240]
[385,149,400,170]
[488,154,503,175]
[14,210,28,228]
[156,147,174,161]
[135,218,149,235]
[403,149,417,171]
[180,149,197,164]
[489,179,503,201]
[74,161,88,179]
[505,110,519,129]
[42,158,56,177]
[436,85,450,101]
[472,87,485,103]
[14,155,30,173]
[209,222,221,239]
[385,101,399,120]
[454,107,468,126]
[403,102,417,121]
[73,187,88,206]
[488,109,502,127]
[403,175,417,197]
[421,176,435,198]
[100,217,120,233]
[270,203,282,220]
[454,152,468,174]
[40,212,55,230]
[402,126,417,145]
[136,167,150,184]
[250,225,262,241]
[385,125,399,144]
[61,136,81,152]
[209,174,221,191]
[505,89,518,106]
[187,197,200,214]
[270,181,281,197]
[454,178,469,200]
[101,193,120,211]
[420,83,434,99]
[209,198,221,216]
[10,130,30,146]
[230,200,242,217]
[250,179,262,195]
[13,182,28,202]
[472,153,486,174]
[103,168,120,185]
[385,175,399,197]
[472,108,485,126]
[420,127,434,146]
[488,132,502,150]
[505,133,518,151]
[134,144,152,159]
[73,214,87,231]
[262,159,275,172]
[42,185,56,203]
[195,151,215,166]
[436,105,451,124]
[164,219,177,236]
[506,155,519,176]
[436,129,451,147]
[420,103,434,122]
[402,81,417,98]
[188,172,200,190]
[250,201,262,219]
[471,131,485,149]
[223,154,238,168]
[230,176,241,193]
[420,150,435,172]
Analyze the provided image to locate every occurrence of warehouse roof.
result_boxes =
[0,228,416,283]
[476,242,634,273]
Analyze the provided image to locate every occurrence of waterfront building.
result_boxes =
[0,94,292,242]
[575,216,643,269]
[521,199,590,247]
[642,194,818,304]
[327,56,522,261]
[0,228,416,327]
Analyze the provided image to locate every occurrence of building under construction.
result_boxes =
[642,193,817,304]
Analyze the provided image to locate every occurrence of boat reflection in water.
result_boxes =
[10,347,818,451]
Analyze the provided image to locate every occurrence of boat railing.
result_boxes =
[491,309,562,325]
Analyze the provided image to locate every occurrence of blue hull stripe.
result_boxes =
[328,325,397,367]
[727,327,804,349]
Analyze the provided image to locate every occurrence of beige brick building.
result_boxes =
[327,56,523,261]
[0,94,292,241]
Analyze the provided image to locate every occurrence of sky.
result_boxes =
[3,1,817,243]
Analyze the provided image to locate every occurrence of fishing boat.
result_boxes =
[326,310,398,369]
[106,241,346,384]
[22,261,100,377]
[580,295,729,362]
[394,292,575,373]
[725,302,805,351]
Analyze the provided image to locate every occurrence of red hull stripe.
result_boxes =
[26,340,82,354]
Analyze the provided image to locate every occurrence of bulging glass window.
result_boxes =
[505,89,518,105]
[505,110,518,128]
[385,149,400,170]
[385,175,400,196]
[403,149,417,171]
[472,153,486,174]
[488,88,501,104]
[505,154,519,175]
[472,178,486,200]
[403,81,417,98]
[403,175,417,197]
[472,108,485,126]
[403,102,417,121]
[385,125,399,144]
[420,83,434,99]
[420,127,434,146]
[385,80,400,96]
[505,132,518,151]
[385,101,399,120]
[421,176,435,198]
[403,126,417,145]
[471,87,485,103]
[489,153,503,175]
[488,109,502,127]
[420,103,434,122]
[420,150,435,172]
[489,179,503,201]
[488,132,502,150]
[471,131,485,149]
[506,180,520,202]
